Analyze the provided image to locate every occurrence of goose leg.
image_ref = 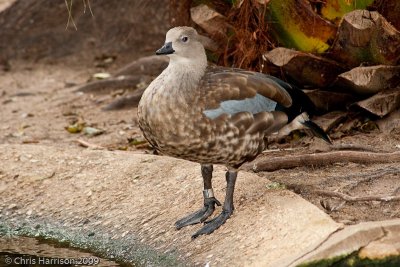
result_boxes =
[192,170,237,239]
[175,164,221,230]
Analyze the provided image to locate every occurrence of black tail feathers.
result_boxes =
[271,78,331,144]
[301,119,332,144]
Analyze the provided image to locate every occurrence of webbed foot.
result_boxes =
[191,209,232,239]
[175,197,221,230]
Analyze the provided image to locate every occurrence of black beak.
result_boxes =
[156,42,175,55]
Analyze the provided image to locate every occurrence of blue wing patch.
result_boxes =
[203,94,277,119]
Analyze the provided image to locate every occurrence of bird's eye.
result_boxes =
[181,36,188,43]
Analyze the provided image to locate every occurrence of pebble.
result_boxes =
[21,113,34,118]
[121,231,129,237]
[8,203,17,209]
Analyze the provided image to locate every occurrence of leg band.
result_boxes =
[203,189,215,199]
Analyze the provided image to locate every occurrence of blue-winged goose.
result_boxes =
[138,26,331,238]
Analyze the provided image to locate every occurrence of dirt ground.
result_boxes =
[1,60,399,232]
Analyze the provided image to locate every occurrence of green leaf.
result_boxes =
[268,0,337,53]
[321,0,375,23]
[65,123,85,134]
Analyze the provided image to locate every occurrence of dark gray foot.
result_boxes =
[191,209,233,239]
[191,170,237,239]
[175,197,221,230]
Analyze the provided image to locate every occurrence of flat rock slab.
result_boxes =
[0,144,340,266]
[287,219,400,266]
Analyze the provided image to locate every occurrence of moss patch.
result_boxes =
[300,251,400,267]
[0,220,185,267]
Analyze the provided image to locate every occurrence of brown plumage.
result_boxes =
[138,27,330,238]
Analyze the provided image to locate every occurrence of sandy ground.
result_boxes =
[0,143,342,266]
[0,63,399,266]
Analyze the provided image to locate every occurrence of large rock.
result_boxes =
[286,219,400,266]
[0,144,340,266]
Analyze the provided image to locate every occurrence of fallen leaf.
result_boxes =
[128,137,147,146]
[93,72,111,79]
[65,122,85,133]
[190,4,229,40]
[83,126,105,136]
[263,48,345,88]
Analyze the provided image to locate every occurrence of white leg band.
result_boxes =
[203,189,215,198]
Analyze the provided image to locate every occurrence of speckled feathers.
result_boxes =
[138,27,302,168]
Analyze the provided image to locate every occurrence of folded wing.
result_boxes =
[200,67,294,135]
[201,67,293,116]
